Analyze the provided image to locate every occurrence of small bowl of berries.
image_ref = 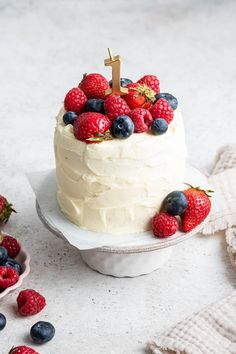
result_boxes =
[0,232,30,299]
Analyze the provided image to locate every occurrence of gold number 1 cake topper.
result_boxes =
[104,48,128,96]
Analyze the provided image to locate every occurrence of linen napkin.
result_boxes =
[147,145,236,354]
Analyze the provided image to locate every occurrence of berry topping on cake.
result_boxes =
[129,108,153,133]
[137,74,160,94]
[0,195,16,224]
[2,258,22,274]
[0,246,8,263]
[0,313,6,331]
[17,289,46,316]
[181,186,213,232]
[63,111,77,125]
[152,212,178,238]
[0,234,20,258]
[84,98,105,114]
[111,115,134,139]
[149,98,174,124]
[79,73,109,99]
[155,92,178,110]
[0,266,19,290]
[109,78,133,88]
[163,191,188,216]
[124,83,155,110]
[9,346,39,354]
[64,87,87,114]
[151,118,169,135]
[104,95,131,120]
[30,321,55,344]
[73,112,112,144]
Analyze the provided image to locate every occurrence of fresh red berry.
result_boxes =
[0,195,16,224]
[79,73,109,99]
[0,234,20,258]
[64,87,87,114]
[137,75,160,94]
[129,108,153,133]
[0,266,19,290]
[74,112,112,144]
[9,346,39,354]
[152,212,178,238]
[124,83,155,110]
[149,98,174,124]
[17,289,46,316]
[104,95,131,120]
[181,186,212,232]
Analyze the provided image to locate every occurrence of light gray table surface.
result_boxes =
[0,1,236,353]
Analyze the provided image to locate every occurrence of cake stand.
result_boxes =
[33,164,214,277]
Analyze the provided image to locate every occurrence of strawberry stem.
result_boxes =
[184,183,214,197]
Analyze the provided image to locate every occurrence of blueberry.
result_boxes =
[109,78,133,88]
[151,118,168,135]
[111,115,134,139]
[0,247,8,264]
[1,258,22,274]
[63,111,77,125]
[0,313,6,331]
[84,99,105,114]
[155,93,178,110]
[30,321,55,344]
[163,191,188,215]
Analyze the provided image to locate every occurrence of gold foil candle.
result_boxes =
[104,48,128,96]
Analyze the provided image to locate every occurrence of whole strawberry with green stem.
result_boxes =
[0,195,16,224]
[181,185,213,232]
[124,83,156,110]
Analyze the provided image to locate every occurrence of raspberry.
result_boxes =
[149,98,174,124]
[104,95,131,120]
[137,75,160,94]
[9,346,39,354]
[0,234,20,258]
[17,289,46,316]
[0,266,19,290]
[152,212,178,238]
[64,87,87,114]
[79,73,109,99]
[129,108,153,133]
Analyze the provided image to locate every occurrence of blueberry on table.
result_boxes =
[155,93,178,110]
[0,246,8,263]
[31,321,55,344]
[163,191,188,215]
[111,115,134,139]
[151,118,168,135]
[109,78,133,88]
[84,99,105,114]
[0,313,6,331]
[63,111,77,125]
[2,258,22,274]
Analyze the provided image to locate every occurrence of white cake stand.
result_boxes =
[34,165,213,277]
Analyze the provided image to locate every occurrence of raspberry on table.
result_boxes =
[17,289,46,316]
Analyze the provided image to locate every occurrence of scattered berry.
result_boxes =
[181,186,213,232]
[30,321,55,344]
[149,98,174,124]
[163,191,188,216]
[124,83,155,110]
[0,234,20,258]
[129,108,153,133]
[0,266,19,290]
[17,289,46,316]
[0,313,6,331]
[152,212,178,238]
[111,115,134,139]
[79,73,109,99]
[2,258,22,275]
[104,95,131,120]
[0,195,16,224]
[9,346,38,354]
[63,111,77,125]
[84,98,105,114]
[151,118,168,135]
[137,74,160,94]
[64,87,87,114]
[109,78,133,88]
[155,93,178,110]
[0,246,8,263]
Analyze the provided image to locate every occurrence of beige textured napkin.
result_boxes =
[147,145,236,354]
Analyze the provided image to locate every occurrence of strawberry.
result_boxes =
[0,266,19,290]
[17,289,46,316]
[0,195,16,224]
[104,95,131,121]
[181,186,213,232]
[74,112,112,144]
[64,87,87,114]
[79,73,109,99]
[152,212,178,238]
[137,74,160,94]
[149,98,174,124]
[9,346,38,354]
[0,233,20,258]
[129,108,153,133]
[124,83,155,110]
